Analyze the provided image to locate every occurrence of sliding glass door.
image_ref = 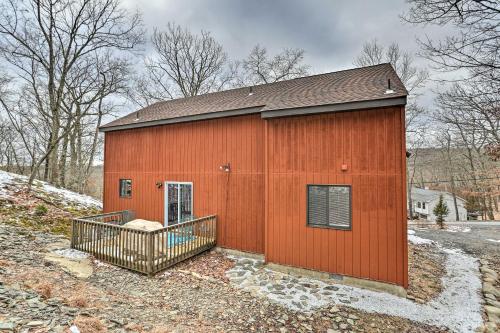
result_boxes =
[165,182,193,226]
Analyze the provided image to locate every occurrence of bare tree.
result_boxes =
[436,80,499,154]
[133,22,235,106]
[434,90,498,220]
[0,0,143,188]
[403,0,499,82]
[239,45,310,85]
[354,39,429,132]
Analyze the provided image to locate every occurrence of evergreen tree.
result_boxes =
[433,195,449,229]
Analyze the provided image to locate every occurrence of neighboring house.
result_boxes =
[100,64,409,288]
[410,187,468,222]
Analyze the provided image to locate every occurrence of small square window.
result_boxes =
[417,202,421,208]
[119,179,132,198]
[307,185,351,230]
[422,202,426,209]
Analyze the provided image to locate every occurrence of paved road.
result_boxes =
[410,224,500,259]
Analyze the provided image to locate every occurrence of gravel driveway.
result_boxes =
[410,222,500,259]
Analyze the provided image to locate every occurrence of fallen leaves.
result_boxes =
[407,243,446,303]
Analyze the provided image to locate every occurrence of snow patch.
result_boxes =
[486,239,500,243]
[228,240,483,333]
[94,259,111,267]
[0,170,101,209]
[69,325,80,333]
[53,248,88,260]
[407,229,415,235]
[408,234,434,245]
[445,226,471,233]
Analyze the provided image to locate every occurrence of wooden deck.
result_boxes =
[71,212,216,275]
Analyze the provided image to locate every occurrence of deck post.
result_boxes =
[70,219,75,249]
[148,231,154,275]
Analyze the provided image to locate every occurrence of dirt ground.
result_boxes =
[0,222,448,333]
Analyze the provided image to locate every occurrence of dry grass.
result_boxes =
[71,316,107,333]
[67,295,88,308]
[173,251,235,283]
[407,243,446,303]
[4,267,106,309]
[34,282,53,299]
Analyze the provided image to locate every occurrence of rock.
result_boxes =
[0,323,15,331]
[485,293,496,300]
[110,318,125,326]
[486,299,500,308]
[484,321,498,333]
[485,305,500,316]
[324,286,339,291]
[483,284,500,298]
[44,253,93,279]
[481,267,498,279]
[326,329,339,333]
[329,306,340,313]
[339,323,348,330]
[26,321,44,327]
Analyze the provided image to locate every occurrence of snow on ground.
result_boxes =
[0,170,101,209]
[407,229,434,245]
[486,239,500,243]
[445,226,471,233]
[53,248,89,260]
[228,233,483,333]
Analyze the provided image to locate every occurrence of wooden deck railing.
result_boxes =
[71,212,216,275]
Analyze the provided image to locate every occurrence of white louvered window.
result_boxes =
[307,185,351,230]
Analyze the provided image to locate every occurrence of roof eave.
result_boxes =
[99,106,264,132]
[100,96,407,132]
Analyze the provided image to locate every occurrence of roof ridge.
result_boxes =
[101,63,407,131]
[151,63,395,107]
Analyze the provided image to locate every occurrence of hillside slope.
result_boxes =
[0,170,102,237]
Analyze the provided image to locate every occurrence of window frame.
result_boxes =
[119,179,132,198]
[306,184,352,231]
[164,181,194,227]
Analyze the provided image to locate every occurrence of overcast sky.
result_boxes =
[122,0,455,109]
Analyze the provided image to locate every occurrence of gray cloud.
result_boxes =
[122,0,455,108]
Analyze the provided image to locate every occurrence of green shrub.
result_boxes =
[433,195,449,229]
[34,204,48,216]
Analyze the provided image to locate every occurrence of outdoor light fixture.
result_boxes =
[219,163,231,172]
[156,181,163,189]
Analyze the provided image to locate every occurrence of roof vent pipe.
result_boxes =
[248,86,254,96]
[134,111,140,121]
[385,78,395,94]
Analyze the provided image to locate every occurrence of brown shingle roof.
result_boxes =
[101,63,407,131]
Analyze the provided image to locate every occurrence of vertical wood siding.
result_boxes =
[103,106,408,287]
[265,107,408,287]
[103,114,265,254]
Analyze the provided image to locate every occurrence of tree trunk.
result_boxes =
[449,175,460,221]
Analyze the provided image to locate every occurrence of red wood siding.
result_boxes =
[265,107,408,287]
[103,114,265,254]
[103,106,408,287]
